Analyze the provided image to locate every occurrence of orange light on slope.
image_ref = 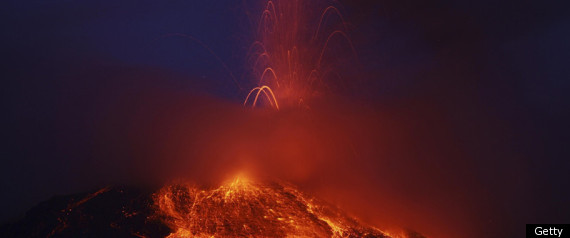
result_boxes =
[154,176,392,238]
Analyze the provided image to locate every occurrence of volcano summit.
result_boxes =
[1,176,425,238]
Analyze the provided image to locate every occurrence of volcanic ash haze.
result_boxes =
[97,91,497,238]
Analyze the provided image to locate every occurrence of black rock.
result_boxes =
[0,186,170,238]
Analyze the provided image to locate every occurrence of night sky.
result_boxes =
[2,0,569,237]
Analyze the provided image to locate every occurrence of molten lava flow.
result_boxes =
[243,0,358,109]
[154,176,391,238]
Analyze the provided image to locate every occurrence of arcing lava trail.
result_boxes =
[244,0,357,109]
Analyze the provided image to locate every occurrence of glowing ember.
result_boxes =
[243,0,357,109]
[154,176,391,238]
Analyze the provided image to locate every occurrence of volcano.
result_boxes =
[1,177,425,238]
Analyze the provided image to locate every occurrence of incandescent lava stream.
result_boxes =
[1,176,426,238]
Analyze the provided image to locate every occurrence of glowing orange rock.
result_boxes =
[154,177,391,238]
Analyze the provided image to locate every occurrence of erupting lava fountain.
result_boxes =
[243,0,358,109]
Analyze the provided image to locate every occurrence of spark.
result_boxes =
[244,86,280,109]
[317,30,358,67]
[243,0,358,110]
[313,6,349,40]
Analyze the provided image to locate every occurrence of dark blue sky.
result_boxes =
[1,0,569,237]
